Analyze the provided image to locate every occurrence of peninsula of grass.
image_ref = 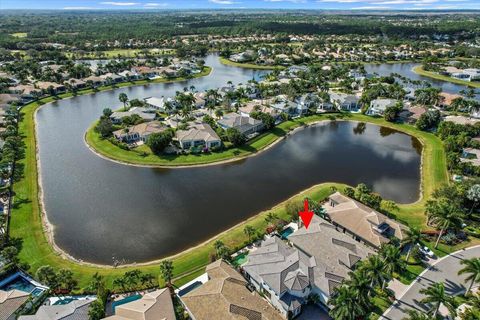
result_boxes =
[413,65,480,89]
[219,57,285,70]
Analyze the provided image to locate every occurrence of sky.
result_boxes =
[0,0,478,11]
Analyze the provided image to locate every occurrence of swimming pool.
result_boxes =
[281,227,294,239]
[233,253,249,267]
[0,272,47,297]
[112,294,142,312]
[0,276,35,293]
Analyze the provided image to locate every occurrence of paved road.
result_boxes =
[381,245,480,320]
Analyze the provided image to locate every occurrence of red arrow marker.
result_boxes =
[299,199,314,229]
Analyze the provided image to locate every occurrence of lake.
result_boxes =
[37,55,423,264]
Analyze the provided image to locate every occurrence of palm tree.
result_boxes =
[213,240,228,259]
[379,244,406,287]
[264,212,279,225]
[345,269,372,308]
[243,225,256,243]
[159,260,174,294]
[113,277,127,292]
[329,285,368,320]
[427,199,464,248]
[420,282,456,319]
[402,309,434,320]
[119,93,129,110]
[361,255,389,292]
[458,258,480,294]
[402,227,428,261]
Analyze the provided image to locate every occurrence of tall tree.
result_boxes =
[420,282,456,319]
[119,92,129,110]
[426,199,464,248]
[401,227,428,261]
[243,225,256,243]
[458,258,480,294]
[159,260,174,294]
[330,285,368,320]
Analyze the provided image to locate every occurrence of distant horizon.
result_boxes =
[0,0,478,12]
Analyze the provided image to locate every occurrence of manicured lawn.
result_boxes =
[219,57,285,70]
[413,66,480,89]
[10,32,27,38]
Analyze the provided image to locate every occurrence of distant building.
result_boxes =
[217,113,264,135]
[110,107,156,124]
[367,99,399,116]
[329,92,360,111]
[175,122,221,150]
[113,121,169,143]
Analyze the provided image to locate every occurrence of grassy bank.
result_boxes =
[219,57,285,70]
[413,66,480,89]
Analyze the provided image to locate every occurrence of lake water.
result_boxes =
[37,55,424,264]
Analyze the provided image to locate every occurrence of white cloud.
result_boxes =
[63,6,95,9]
[144,2,168,6]
[352,5,391,9]
[372,0,437,4]
[208,0,239,4]
[100,2,139,6]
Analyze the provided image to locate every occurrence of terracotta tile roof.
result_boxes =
[182,261,283,320]
[324,192,408,248]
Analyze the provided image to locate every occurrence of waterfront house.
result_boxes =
[8,84,40,101]
[113,121,168,143]
[103,288,175,320]
[19,298,95,320]
[181,260,284,320]
[295,93,319,114]
[367,99,400,116]
[117,70,140,81]
[217,112,264,136]
[174,122,221,150]
[0,289,30,320]
[329,92,360,111]
[65,78,86,89]
[144,97,177,113]
[239,100,279,118]
[270,96,299,116]
[0,94,21,110]
[323,192,408,249]
[35,81,66,94]
[99,73,124,84]
[243,215,373,316]
[82,75,105,87]
[110,107,156,124]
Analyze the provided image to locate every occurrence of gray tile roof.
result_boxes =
[288,215,374,297]
[243,237,314,296]
[19,299,94,320]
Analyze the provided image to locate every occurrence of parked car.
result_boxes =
[417,244,435,258]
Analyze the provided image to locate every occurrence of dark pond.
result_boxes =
[37,55,421,264]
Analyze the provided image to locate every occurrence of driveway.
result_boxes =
[381,245,480,320]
